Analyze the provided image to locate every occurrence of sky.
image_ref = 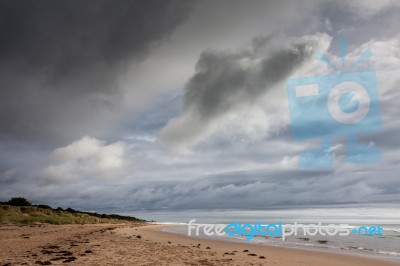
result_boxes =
[0,0,399,213]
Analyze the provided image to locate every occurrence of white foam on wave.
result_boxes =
[377,250,400,256]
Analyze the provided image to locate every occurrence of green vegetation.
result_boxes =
[7,197,31,206]
[0,197,145,225]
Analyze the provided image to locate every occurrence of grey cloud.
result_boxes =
[0,0,195,145]
[8,166,396,212]
[161,33,330,148]
[116,168,397,210]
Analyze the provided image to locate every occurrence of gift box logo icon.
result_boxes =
[286,40,382,168]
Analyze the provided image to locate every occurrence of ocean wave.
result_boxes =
[377,250,400,256]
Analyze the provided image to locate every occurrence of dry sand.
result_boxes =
[1,223,399,265]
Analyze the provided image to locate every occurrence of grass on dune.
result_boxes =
[0,204,145,225]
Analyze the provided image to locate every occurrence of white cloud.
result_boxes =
[39,136,128,185]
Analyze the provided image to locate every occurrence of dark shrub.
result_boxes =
[66,208,77,213]
[7,197,31,206]
[37,204,52,209]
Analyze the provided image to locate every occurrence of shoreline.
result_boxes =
[1,223,399,265]
[138,224,400,265]
[156,222,400,262]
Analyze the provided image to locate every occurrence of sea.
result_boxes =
[123,207,400,261]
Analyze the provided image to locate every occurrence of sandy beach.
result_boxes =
[1,223,399,266]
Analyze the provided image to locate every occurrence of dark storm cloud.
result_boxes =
[0,0,195,145]
[184,37,309,119]
[161,33,329,147]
